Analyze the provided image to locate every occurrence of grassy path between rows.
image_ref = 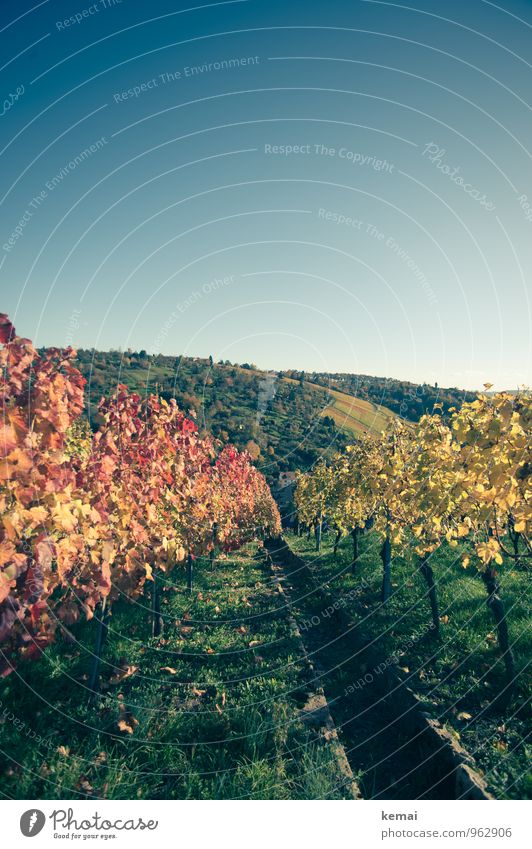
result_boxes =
[0,544,354,800]
[1,532,528,800]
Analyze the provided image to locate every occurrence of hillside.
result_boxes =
[282,370,477,420]
[73,350,350,483]
[71,349,473,483]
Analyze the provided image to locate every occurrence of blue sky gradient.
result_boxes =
[1,0,531,389]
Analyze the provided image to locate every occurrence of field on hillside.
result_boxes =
[304,370,477,421]
[282,376,394,436]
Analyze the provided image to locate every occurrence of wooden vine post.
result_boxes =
[151,569,163,637]
[381,532,392,604]
[419,555,440,631]
[186,553,194,593]
[88,597,109,697]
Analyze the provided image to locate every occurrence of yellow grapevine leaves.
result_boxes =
[296,391,531,573]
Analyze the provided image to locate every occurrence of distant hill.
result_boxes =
[281,370,477,420]
[70,349,476,483]
[72,349,349,483]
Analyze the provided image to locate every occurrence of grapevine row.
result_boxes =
[294,391,531,693]
[0,314,280,677]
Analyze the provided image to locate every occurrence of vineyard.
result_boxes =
[280,532,530,798]
[292,396,531,797]
[0,543,356,800]
[295,396,531,693]
[0,314,530,800]
[0,314,280,678]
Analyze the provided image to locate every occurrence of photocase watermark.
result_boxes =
[56,0,123,31]
[19,807,158,838]
[50,808,158,834]
[318,209,437,305]
[46,137,109,193]
[0,699,60,753]
[343,621,436,695]
[1,84,24,118]
[300,579,370,632]
[393,376,463,418]
[64,307,83,348]
[397,381,432,419]
[151,274,235,354]
[517,193,532,223]
[421,143,495,212]
[256,372,277,424]
[3,137,108,254]
[113,56,261,103]
[318,207,365,230]
[20,810,46,837]
[264,142,394,172]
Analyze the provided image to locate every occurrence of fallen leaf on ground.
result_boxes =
[109,664,139,684]
[118,715,138,735]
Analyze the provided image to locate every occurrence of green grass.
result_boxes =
[5,534,526,799]
[0,545,353,800]
[288,530,531,799]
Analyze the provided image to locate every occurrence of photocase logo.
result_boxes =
[20,810,46,837]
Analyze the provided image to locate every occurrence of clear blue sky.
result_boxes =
[1,0,531,390]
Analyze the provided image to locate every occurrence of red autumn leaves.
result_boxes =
[0,314,280,674]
